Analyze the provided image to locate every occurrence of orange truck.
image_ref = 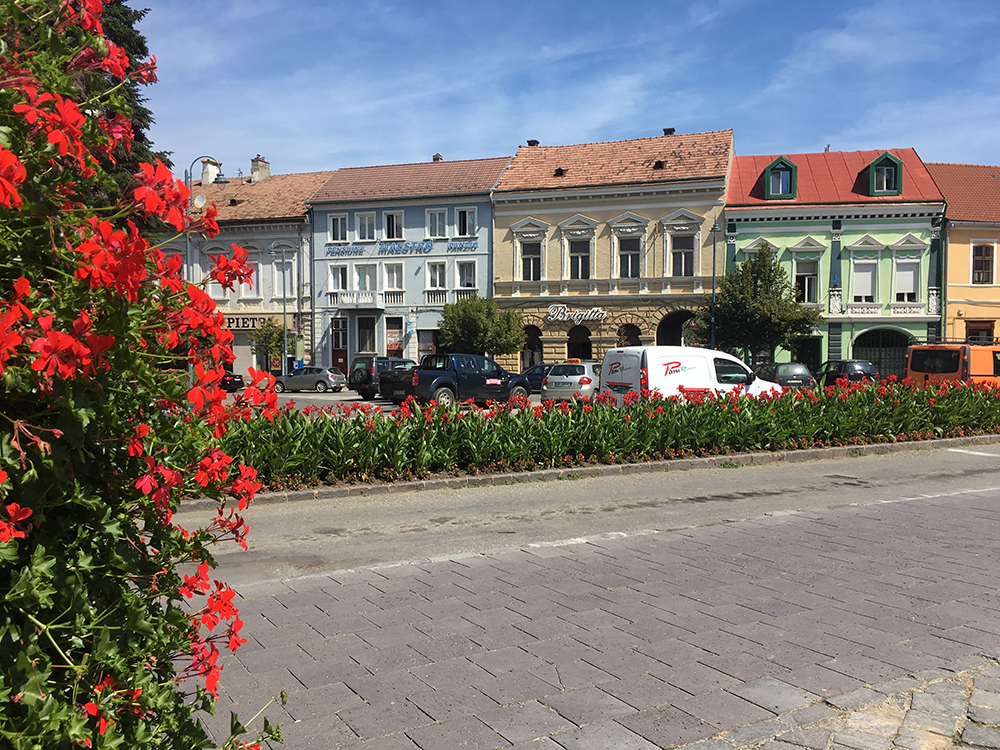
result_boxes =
[904,342,1000,384]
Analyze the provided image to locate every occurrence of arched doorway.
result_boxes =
[617,324,642,347]
[521,325,543,370]
[567,325,592,360]
[657,311,694,346]
[852,328,914,379]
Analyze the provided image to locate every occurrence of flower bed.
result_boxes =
[220,377,1000,491]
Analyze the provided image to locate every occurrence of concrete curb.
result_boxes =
[183,432,1000,512]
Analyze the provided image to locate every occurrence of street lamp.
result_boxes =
[270,242,289,377]
[183,156,227,281]
[710,220,719,350]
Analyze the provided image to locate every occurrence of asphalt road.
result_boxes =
[176,442,1000,588]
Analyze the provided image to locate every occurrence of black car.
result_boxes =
[753,362,815,389]
[522,363,552,393]
[220,372,245,392]
[349,355,416,400]
[817,360,879,387]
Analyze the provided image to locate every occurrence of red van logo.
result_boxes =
[607,361,622,374]
[663,361,682,375]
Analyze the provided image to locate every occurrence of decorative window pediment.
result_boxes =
[846,234,885,253]
[868,152,903,196]
[764,156,797,200]
[660,209,702,234]
[558,214,598,238]
[511,216,549,241]
[738,236,776,255]
[609,212,650,237]
[789,236,825,260]
[888,232,928,253]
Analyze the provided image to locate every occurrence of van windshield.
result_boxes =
[909,349,961,374]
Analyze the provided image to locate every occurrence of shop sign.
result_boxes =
[546,304,608,325]
[325,245,365,257]
[377,240,433,255]
[224,315,274,330]
[447,240,478,252]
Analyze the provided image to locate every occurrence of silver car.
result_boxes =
[273,366,347,393]
[540,360,602,401]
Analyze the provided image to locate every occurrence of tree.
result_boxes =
[0,3,279,748]
[438,295,525,356]
[247,319,295,372]
[688,241,825,359]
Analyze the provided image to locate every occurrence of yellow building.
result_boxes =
[492,129,732,371]
[927,163,1000,341]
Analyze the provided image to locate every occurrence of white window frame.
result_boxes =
[329,214,348,243]
[456,207,476,237]
[383,211,403,240]
[271,254,296,301]
[618,236,641,279]
[428,261,447,289]
[357,213,375,241]
[385,263,403,290]
[894,260,919,302]
[457,260,476,289]
[426,209,446,239]
[568,239,591,280]
[874,164,896,193]
[327,265,347,293]
[520,240,542,282]
[355,264,376,292]
[239,256,261,299]
[794,259,818,304]
[852,262,877,303]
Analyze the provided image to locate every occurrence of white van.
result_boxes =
[597,346,782,405]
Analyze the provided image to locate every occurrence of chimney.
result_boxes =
[200,158,222,186]
[663,128,675,136]
[526,139,539,147]
[251,155,270,183]
[432,153,443,162]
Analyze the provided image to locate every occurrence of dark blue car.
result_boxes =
[522,363,552,393]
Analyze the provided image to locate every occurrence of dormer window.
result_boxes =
[764,157,796,199]
[554,167,565,177]
[868,152,903,196]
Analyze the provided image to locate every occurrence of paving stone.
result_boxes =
[892,726,955,750]
[831,728,893,750]
[902,709,959,735]
[964,724,1000,749]
[910,683,967,715]
[280,681,365,721]
[731,676,822,714]
[337,699,433,741]
[617,705,718,748]
[477,700,576,744]
[872,676,923,695]
[671,688,776,729]
[827,688,885,711]
[549,720,662,749]
[542,686,638,726]
[599,674,691,710]
[780,664,867,698]
[405,715,512,750]
[761,741,805,750]
[724,717,794,746]
[977,677,1000,693]
[969,704,1000,726]
[265,714,361,749]
[675,739,735,750]
[405,684,500,722]
[974,690,1000,711]
[474,670,561,706]
[777,727,835,749]
[846,708,905,737]
[786,703,841,726]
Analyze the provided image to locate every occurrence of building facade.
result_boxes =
[307,155,510,372]
[925,163,1000,342]
[165,157,333,375]
[726,149,946,376]
[491,129,733,371]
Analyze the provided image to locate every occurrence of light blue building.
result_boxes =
[307,155,510,372]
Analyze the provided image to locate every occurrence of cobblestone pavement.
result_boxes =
[203,486,1000,749]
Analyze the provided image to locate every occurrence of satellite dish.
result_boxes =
[193,194,206,209]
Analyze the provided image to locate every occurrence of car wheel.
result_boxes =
[316,381,329,393]
[361,390,376,401]
[273,381,285,393]
[349,369,367,385]
[332,387,342,393]
[509,385,528,401]
[432,387,455,407]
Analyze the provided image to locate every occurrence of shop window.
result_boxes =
[386,316,403,357]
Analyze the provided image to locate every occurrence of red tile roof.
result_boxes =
[193,171,334,223]
[309,157,511,203]
[727,149,944,207]
[926,162,1000,223]
[494,129,733,192]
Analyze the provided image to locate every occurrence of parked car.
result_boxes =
[817,360,879,388]
[905,342,1000,385]
[378,359,421,404]
[522,362,553,393]
[273,366,347,393]
[753,361,816,389]
[348,355,416,400]
[596,346,782,405]
[220,372,245,393]
[409,353,530,406]
[541,360,602,401]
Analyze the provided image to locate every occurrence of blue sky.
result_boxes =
[137,0,1000,181]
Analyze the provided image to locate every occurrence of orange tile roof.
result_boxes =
[308,157,511,203]
[727,149,943,207]
[193,171,334,223]
[926,162,1000,223]
[494,129,733,193]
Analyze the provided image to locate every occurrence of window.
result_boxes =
[714,358,751,385]
[357,317,376,352]
[795,260,818,303]
[874,165,896,192]
[764,157,797,199]
[672,235,695,277]
[569,240,590,280]
[522,242,541,281]
[427,209,446,238]
[966,321,994,344]
[619,238,640,278]
[357,213,375,241]
[384,212,403,240]
[428,262,446,288]
[457,208,476,236]
[385,263,402,290]
[770,168,791,196]
[239,257,260,298]
[329,215,347,242]
[853,263,876,303]
[331,318,347,349]
[974,244,993,284]
[895,261,918,302]
[868,152,903,196]
[272,255,294,299]
[327,266,347,292]
[356,265,376,291]
[458,261,476,288]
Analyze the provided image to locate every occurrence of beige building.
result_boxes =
[926,163,1000,342]
[491,129,733,371]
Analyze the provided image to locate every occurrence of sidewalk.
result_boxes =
[204,486,1000,749]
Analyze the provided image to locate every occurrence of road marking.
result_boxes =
[948,448,1000,458]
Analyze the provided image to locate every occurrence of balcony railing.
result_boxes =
[425,289,448,304]
[327,291,384,309]
[454,288,478,301]
[383,290,404,306]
